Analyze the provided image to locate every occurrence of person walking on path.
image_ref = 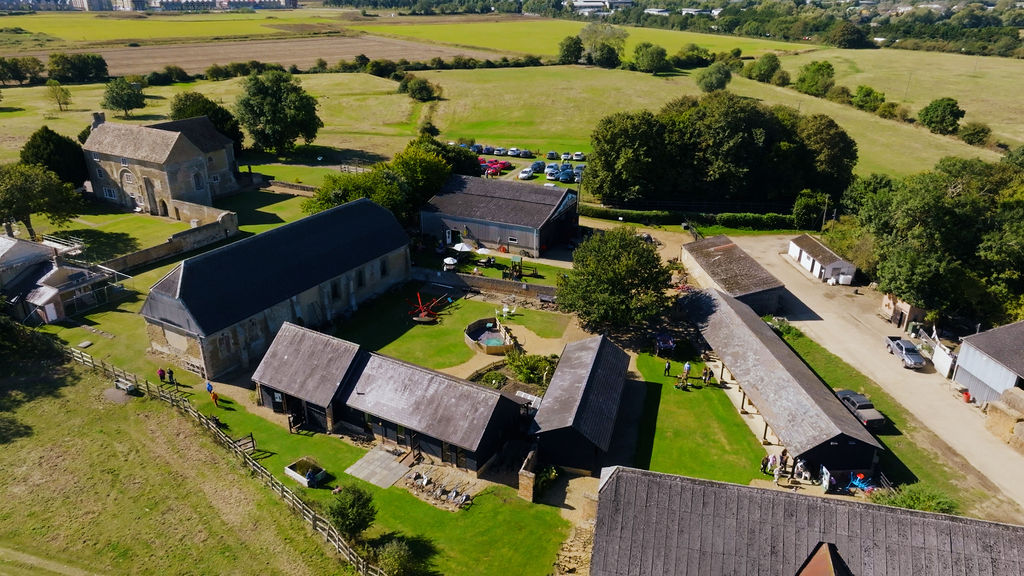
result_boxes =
[664,360,671,377]
[767,453,777,474]
[211,391,219,408]
[774,463,783,486]
[702,366,711,386]
[166,368,175,385]
[157,368,165,382]
[683,361,691,382]
[760,455,770,474]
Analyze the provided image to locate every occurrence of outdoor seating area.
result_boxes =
[465,317,515,355]
[403,464,477,511]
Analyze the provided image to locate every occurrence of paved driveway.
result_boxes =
[730,234,1024,510]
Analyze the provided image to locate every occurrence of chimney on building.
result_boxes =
[91,112,105,129]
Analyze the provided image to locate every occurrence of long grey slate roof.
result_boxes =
[251,323,362,408]
[140,198,408,337]
[592,467,1024,576]
[682,235,783,297]
[424,174,574,230]
[532,335,630,451]
[83,122,187,164]
[343,353,509,451]
[689,289,880,457]
[961,320,1024,378]
[791,234,848,267]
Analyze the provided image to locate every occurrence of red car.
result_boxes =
[485,165,501,176]
[488,160,513,171]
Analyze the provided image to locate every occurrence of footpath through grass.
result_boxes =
[633,352,764,485]
[778,325,1005,519]
[0,366,349,575]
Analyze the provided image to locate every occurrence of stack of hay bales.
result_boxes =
[988,388,1024,454]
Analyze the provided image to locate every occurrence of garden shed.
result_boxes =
[787,234,856,285]
[591,467,1024,576]
[953,320,1024,404]
[251,322,363,433]
[532,335,630,475]
[339,353,525,475]
[690,289,881,474]
[681,235,784,315]
[420,175,578,257]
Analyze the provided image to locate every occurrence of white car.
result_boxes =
[545,168,560,180]
[494,147,506,155]
[508,147,520,157]
[518,168,533,180]
[572,151,586,161]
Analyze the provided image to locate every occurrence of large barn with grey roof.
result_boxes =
[592,467,1024,576]
[532,335,630,475]
[420,174,578,256]
[141,199,410,378]
[689,289,881,474]
[681,235,784,315]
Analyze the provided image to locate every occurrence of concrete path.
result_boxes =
[729,234,1024,510]
[345,446,410,489]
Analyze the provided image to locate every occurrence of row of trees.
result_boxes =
[824,152,1024,325]
[585,91,858,210]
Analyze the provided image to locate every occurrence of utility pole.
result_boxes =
[821,196,829,230]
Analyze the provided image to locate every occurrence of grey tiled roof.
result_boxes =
[593,467,1024,576]
[140,199,408,336]
[791,234,848,267]
[424,174,574,230]
[83,122,185,164]
[343,353,510,451]
[961,320,1024,378]
[148,116,234,154]
[251,323,362,408]
[532,335,630,451]
[690,290,880,457]
[682,235,783,297]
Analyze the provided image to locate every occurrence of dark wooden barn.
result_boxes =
[251,322,363,432]
[691,289,882,475]
[681,235,784,315]
[339,353,525,475]
[420,174,578,257]
[532,335,630,475]
[592,467,1024,576]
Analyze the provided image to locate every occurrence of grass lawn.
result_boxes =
[779,326,1001,518]
[414,250,568,287]
[0,365,349,575]
[188,388,568,576]
[633,352,764,485]
[0,11,344,44]
[351,18,807,58]
[214,188,308,235]
[246,163,340,187]
[780,47,1024,147]
[25,201,189,261]
[336,284,569,369]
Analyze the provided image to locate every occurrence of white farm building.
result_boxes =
[787,234,856,285]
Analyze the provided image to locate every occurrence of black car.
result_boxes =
[470,144,483,153]
[835,389,886,431]
[519,149,535,159]
[531,160,547,172]
[482,145,494,154]
[546,151,559,160]
[558,169,576,183]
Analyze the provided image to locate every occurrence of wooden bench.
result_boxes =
[114,377,136,393]
[538,294,556,304]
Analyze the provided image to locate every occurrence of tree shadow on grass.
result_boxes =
[366,531,441,576]
[214,189,289,228]
[52,229,140,262]
[0,106,25,113]
[0,352,76,445]
[129,113,167,122]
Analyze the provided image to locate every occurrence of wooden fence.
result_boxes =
[64,346,386,576]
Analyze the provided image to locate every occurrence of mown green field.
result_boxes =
[351,18,806,58]
[780,47,1024,146]
[0,11,344,43]
[0,366,350,575]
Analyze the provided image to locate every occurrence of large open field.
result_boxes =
[781,47,1024,146]
[351,17,808,58]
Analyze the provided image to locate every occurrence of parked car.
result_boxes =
[494,147,507,156]
[518,168,534,180]
[489,159,513,171]
[561,152,572,161]
[546,151,559,160]
[508,147,520,157]
[531,160,546,172]
[519,149,535,158]
[560,162,572,172]
[546,163,560,172]
[558,169,576,183]
[485,165,501,177]
[572,151,586,161]
[835,389,886,431]
[482,145,494,154]
[546,169,560,180]
[470,144,483,153]
[884,336,926,369]
[574,164,586,175]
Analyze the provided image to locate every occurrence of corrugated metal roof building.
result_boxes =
[953,320,1024,404]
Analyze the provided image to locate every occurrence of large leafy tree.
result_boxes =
[170,91,244,154]
[235,71,323,155]
[632,42,669,74]
[101,77,145,118]
[20,126,88,186]
[0,163,82,240]
[796,114,859,198]
[326,485,376,541]
[557,35,584,65]
[557,226,671,331]
[694,61,732,92]
[46,79,72,112]
[917,97,965,135]
[794,60,835,97]
[741,53,781,83]
[578,22,628,59]
[822,21,868,48]
[47,53,107,83]
[586,110,668,205]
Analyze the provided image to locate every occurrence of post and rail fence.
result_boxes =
[63,346,387,576]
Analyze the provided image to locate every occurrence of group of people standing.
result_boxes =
[665,360,714,390]
[760,449,807,487]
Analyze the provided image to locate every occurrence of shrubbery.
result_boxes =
[869,483,959,514]
[714,212,796,229]
[504,348,559,388]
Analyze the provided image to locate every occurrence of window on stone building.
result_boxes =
[120,157,129,167]
[123,172,135,184]
[379,258,388,278]
[193,172,205,192]
[356,268,365,288]
[102,187,117,199]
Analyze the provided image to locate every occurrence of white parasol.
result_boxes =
[452,242,474,253]
[443,257,458,265]
[476,247,492,255]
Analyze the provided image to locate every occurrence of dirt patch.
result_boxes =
[9,34,503,75]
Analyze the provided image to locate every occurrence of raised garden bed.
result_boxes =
[285,456,326,488]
